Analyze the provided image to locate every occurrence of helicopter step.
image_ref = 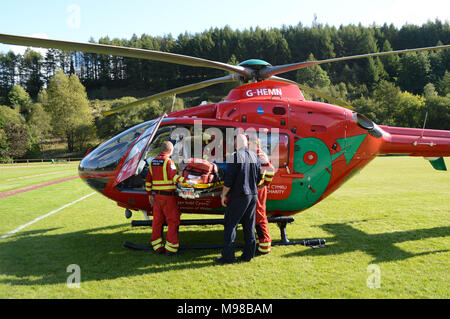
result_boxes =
[124,216,327,250]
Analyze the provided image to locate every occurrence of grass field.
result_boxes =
[0,162,78,193]
[0,157,448,299]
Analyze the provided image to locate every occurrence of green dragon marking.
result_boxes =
[267,134,367,212]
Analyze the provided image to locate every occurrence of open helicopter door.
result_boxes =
[113,114,167,186]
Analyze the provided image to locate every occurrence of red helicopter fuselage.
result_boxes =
[78,81,450,217]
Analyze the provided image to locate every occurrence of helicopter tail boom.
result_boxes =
[379,126,450,160]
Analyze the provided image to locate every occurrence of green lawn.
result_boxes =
[0,162,79,193]
[0,156,448,299]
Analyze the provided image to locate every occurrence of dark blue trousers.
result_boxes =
[221,194,257,261]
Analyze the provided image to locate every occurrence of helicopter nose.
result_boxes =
[78,150,117,194]
[78,120,156,194]
[77,131,136,193]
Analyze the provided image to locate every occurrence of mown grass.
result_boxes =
[0,156,448,299]
[0,162,79,193]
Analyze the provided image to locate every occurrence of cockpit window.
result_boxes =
[80,120,156,171]
[143,126,175,160]
[123,123,160,165]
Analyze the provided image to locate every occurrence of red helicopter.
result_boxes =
[1,33,449,248]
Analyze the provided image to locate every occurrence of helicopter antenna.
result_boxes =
[421,110,428,139]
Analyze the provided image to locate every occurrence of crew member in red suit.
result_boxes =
[145,141,195,255]
[250,138,275,254]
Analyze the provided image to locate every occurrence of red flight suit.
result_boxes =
[145,152,186,254]
[255,148,275,254]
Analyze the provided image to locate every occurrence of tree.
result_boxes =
[44,70,96,152]
[1,123,29,158]
[368,80,425,127]
[438,71,450,95]
[392,90,426,128]
[21,49,44,98]
[398,52,432,94]
[423,83,438,98]
[0,105,29,160]
[296,53,331,88]
[424,95,450,130]
[380,40,401,81]
[95,97,143,139]
[8,85,32,120]
[0,51,18,98]
[28,103,51,143]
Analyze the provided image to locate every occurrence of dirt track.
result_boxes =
[0,176,79,199]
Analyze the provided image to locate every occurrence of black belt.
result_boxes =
[152,190,175,196]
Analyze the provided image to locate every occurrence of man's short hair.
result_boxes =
[161,141,174,153]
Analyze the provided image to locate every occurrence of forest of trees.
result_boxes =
[0,20,449,161]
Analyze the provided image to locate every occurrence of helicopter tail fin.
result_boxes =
[425,157,447,171]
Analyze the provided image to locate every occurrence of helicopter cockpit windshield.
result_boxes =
[79,119,157,172]
[78,118,161,194]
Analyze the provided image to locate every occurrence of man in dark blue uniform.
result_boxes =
[215,134,262,264]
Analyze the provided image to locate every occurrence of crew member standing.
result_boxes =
[250,138,275,255]
[216,134,261,264]
[145,141,193,255]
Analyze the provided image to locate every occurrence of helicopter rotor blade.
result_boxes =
[270,76,354,109]
[261,44,450,79]
[103,74,240,116]
[0,33,247,77]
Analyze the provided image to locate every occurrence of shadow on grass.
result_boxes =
[2,221,449,287]
[284,222,450,263]
[0,223,236,287]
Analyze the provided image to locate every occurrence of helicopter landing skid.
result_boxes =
[123,216,327,251]
[123,239,326,251]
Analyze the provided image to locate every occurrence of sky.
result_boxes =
[0,0,449,54]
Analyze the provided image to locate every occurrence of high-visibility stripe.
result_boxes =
[152,238,163,251]
[152,180,175,185]
[152,185,177,191]
[173,174,185,184]
[165,246,177,253]
[165,241,179,248]
[258,241,271,253]
[151,185,176,190]
[162,158,169,182]
[258,246,271,253]
[152,238,162,246]
[165,241,179,253]
[263,170,274,183]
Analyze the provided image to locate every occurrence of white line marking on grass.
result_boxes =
[5,170,68,182]
[0,192,96,241]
